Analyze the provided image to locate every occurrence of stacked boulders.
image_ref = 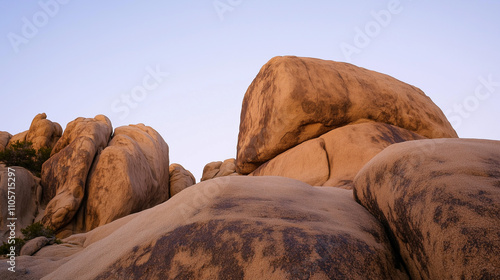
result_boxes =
[201,158,238,181]
[237,56,457,188]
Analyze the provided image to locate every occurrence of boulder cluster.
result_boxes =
[1,56,498,279]
[0,114,195,242]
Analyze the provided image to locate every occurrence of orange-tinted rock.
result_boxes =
[169,163,196,197]
[7,113,62,151]
[251,122,424,188]
[83,124,169,231]
[11,177,408,279]
[354,139,500,279]
[25,113,63,150]
[0,166,42,243]
[0,131,12,152]
[41,115,112,231]
[236,56,457,174]
[201,158,238,181]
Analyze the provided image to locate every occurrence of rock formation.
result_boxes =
[236,56,457,174]
[7,131,28,147]
[20,236,50,256]
[0,166,42,243]
[0,132,11,152]
[6,113,62,151]
[25,113,63,151]
[354,139,500,279]
[250,121,424,188]
[40,115,113,231]
[169,163,196,197]
[1,177,409,279]
[1,57,498,279]
[201,158,238,181]
[83,124,170,231]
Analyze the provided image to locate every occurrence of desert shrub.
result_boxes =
[0,238,25,256]
[0,141,52,176]
[21,222,56,241]
[0,222,60,256]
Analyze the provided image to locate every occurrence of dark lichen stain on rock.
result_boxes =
[95,218,403,280]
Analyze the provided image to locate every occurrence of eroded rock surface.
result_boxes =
[201,158,238,181]
[0,131,12,152]
[40,115,112,231]
[25,113,63,150]
[0,166,42,243]
[236,56,457,174]
[83,124,170,231]
[6,113,62,151]
[3,176,408,280]
[354,139,500,279]
[251,122,424,188]
[169,163,196,197]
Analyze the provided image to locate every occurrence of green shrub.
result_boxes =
[0,223,61,257]
[0,141,52,177]
[21,222,55,241]
[0,238,25,256]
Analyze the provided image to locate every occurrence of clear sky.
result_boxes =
[1,0,499,180]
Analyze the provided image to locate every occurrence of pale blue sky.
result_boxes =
[1,0,499,180]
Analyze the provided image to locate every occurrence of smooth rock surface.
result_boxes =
[7,130,28,147]
[3,176,409,280]
[0,166,42,243]
[201,158,238,181]
[251,122,424,188]
[20,236,50,256]
[25,113,63,150]
[40,115,112,231]
[201,161,222,181]
[354,139,500,279]
[0,131,12,152]
[83,124,170,231]
[169,163,196,197]
[236,56,457,174]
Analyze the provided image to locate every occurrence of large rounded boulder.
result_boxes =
[83,124,170,231]
[251,121,424,188]
[41,115,113,231]
[4,177,409,279]
[0,166,42,243]
[354,139,500,279]
[236,56,457,174]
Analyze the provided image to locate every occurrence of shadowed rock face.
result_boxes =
[169,163,196,197]
[251,121,424,188]
[40,115,112,231]
[354,138,500,280]
[84,124,170,231]
[25,113,63,151]
[6,113,62,151]
[236,56,457,174]
[0,131,12,152]
[6,177,409,280]
[0,166,41,243]
[201,158,238,181]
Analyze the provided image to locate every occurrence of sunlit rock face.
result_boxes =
[354,138,500,280]
[1,177,409,280]
[40,115,113,231]
[169,163,196,197]
[83,124,170,231]
[236,56,457,174]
